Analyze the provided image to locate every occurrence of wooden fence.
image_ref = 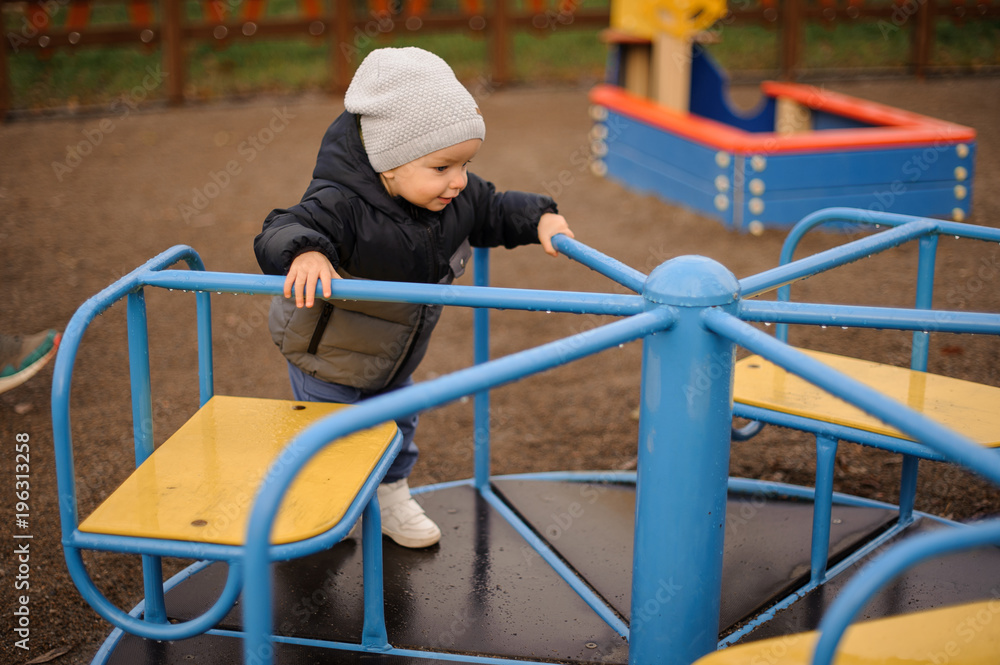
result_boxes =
[1,0,998,117]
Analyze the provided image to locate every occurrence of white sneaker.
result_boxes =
[376,479,441,548]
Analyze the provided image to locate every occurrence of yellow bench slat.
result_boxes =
[79,396,398,546]
[694,601,1000,665]
[734,350,1000,448]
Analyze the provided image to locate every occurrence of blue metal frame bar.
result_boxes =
[705,310,1000,486]
[474,247,492,491]
[212,627,591,665]
[361,496,389,650]
[551,234,647,293]
[911,234,939,371]
[781,209,1000,263]
[196,288,213,406]
[732,404,951,462]
[421,472,925,515]
[724,477,923,513]
[142,270,646,317]
[126,289,167,624]
[67,530,246,559]
[241,307,676,664]
[739,300,1000,335]
[810,435,838,585]
[897,455,920,525]
[740,220,937,298]
[127,290,155,466]
[897,235,939,521]
[812,519,1000,665]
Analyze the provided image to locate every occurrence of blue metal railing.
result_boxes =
[51,211,1000,665]
[745,209,1000,585]
[50,241,663,650]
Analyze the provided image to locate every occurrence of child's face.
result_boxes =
[380,139,482,212]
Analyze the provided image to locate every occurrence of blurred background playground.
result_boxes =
[0,0,999,113]
[2,1,1000,664]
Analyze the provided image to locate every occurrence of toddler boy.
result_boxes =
[254,47,573,548]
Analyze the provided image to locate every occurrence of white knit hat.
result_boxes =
[344,47,486,173]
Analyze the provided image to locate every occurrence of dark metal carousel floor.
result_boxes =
[104,478,924,664]
[734,516,1000,644]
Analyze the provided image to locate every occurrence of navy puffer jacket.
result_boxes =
[254,110,557,390]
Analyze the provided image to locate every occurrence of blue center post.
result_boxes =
[630,256,740,665]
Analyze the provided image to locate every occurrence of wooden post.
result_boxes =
[911,0,935,78]
[780,0,802,80]
[623,43,652,98]
[331,0,353,92]
[490,0,510,85]
[162,0,185,105]
[775,96,811,134]
[651,33,690,112]
[0,9,10,121]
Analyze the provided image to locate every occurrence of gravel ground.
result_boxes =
[1,77,999,664]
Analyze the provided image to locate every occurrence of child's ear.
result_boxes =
[380,168,396,180]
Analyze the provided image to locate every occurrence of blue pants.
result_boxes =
[287,362,419,483]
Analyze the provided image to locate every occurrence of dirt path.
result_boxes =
[1,77,999,663]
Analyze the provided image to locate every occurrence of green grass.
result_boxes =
[934,20,1000,69]
[3,0,997,112]
[703,19,1000,72]
[9,46,163,109]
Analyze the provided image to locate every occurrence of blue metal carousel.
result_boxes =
[51,208,1000,665]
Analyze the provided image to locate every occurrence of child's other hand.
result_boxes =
[285,251,340,308]
[538,213,575,257]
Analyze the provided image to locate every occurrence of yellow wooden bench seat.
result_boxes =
[693,601,1000,665]
[733,349,1000,448]
[79,396,398,546]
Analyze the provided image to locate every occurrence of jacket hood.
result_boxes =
[309,110,410,223]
